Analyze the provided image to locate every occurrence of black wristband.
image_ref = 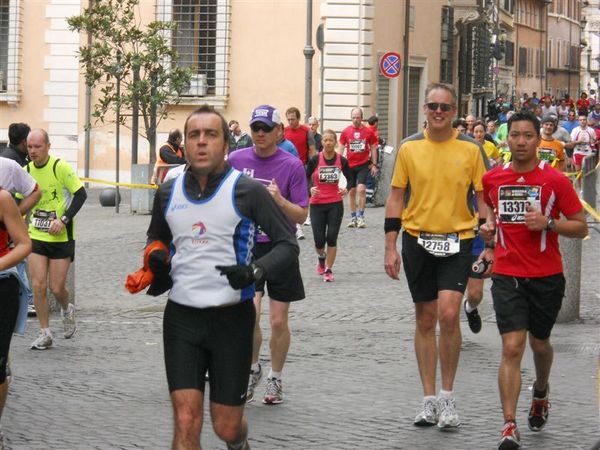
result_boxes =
[384,217,402,234]
[478,218,486,228]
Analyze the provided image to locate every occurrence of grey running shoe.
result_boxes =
[246,364,262,403]
[414,398,438,426]
[263,377,283,404]
[347,217,357,228]
[437,396,461,429]
[62,303,77,339]
[356,216,366,228]
[528,384,550,432]
[31,332,53,350]
[498,421,521,449]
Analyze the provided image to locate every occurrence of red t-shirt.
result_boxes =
[310,152,343,205]
[339,125,377,168]
[284,125,311,164]
[483,161,582,277]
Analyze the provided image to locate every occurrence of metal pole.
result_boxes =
[131,66,139,165]
[83,0,94,187]
[116,74,120,214]
[304,0,315,122]
[402,0,411,138]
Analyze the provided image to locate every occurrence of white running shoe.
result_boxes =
[437,396,461,429]
[263,377,283,404]
[414,398,438,426]
[356,216,366,228]
[246,363,262,403]
[62,303,77,339]
[31,331,53,350]
[295,225,305,240]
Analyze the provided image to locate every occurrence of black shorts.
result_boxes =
[0,276,19,384]
[254,242,305,302]
[31,239,75,261]
[349,163,370,186]
[491,273,565,340]
[163,299,256,406]
[401,232,473,302]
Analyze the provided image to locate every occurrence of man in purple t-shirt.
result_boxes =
[228,104,308,406]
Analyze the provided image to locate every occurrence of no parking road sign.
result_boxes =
[379,52,401,79]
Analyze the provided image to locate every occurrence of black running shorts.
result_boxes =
[163,299,255,405]
[349,163,370,187]
[491,273,565,340]
[401,232,473,302]
[254,242,305,302]
[0,276,19,384]
[32,239,75,261]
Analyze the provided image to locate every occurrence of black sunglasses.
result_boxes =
[425,102,453,112]
[250,122,275,133]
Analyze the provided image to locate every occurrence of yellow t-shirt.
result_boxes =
[482,140,500,161]
[391,130,487,238]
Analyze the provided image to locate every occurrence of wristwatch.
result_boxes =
[251,263,264,281]
[60,215,70,225]
[545,216,556,232]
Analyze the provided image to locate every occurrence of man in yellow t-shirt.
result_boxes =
[384,83,487,430]
[26,129,87,350]
[538,116,566,171]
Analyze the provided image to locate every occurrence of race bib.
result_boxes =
[417,232,460,257]
[498,185,541,223]
[318,166,340,184]
[349,139,366,152]
[537,148,555,162]
[32,210,57,231]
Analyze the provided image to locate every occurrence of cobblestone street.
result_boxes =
[3,191,599,450]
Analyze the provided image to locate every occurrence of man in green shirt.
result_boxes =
[26,129,87,350]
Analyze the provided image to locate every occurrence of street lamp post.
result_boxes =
[304,0,315,122]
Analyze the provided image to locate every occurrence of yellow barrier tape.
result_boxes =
[80,177,158,190]
[580,199,600,222]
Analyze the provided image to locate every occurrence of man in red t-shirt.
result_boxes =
[339,107,378,228]
[284,107,316,165]
[478,111,587,450]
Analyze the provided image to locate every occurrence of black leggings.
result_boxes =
[310,201,344,249]
[0,275,19,384]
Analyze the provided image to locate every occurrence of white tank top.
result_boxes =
[166,168,256,308]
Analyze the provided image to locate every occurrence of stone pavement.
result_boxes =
[2,190,599,450]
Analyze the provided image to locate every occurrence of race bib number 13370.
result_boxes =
[498,185,541,223]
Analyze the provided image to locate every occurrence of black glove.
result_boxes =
[215,264,254,290]
[148,249,170,277]
[147,249,172,296]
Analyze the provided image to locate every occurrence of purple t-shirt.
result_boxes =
[228,146,308,242]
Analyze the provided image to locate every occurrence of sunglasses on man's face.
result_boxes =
[250,122,275,133]
[425,102,453,112]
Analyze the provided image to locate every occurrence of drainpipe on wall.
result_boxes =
[357,0,364,107]
[304,0,315,121]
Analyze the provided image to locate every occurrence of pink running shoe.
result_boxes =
[323,269,334,282]
[317,257,326,275]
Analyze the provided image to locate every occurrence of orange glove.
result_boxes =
[125,241,169,294]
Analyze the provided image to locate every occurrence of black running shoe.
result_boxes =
[464,299,482,334]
